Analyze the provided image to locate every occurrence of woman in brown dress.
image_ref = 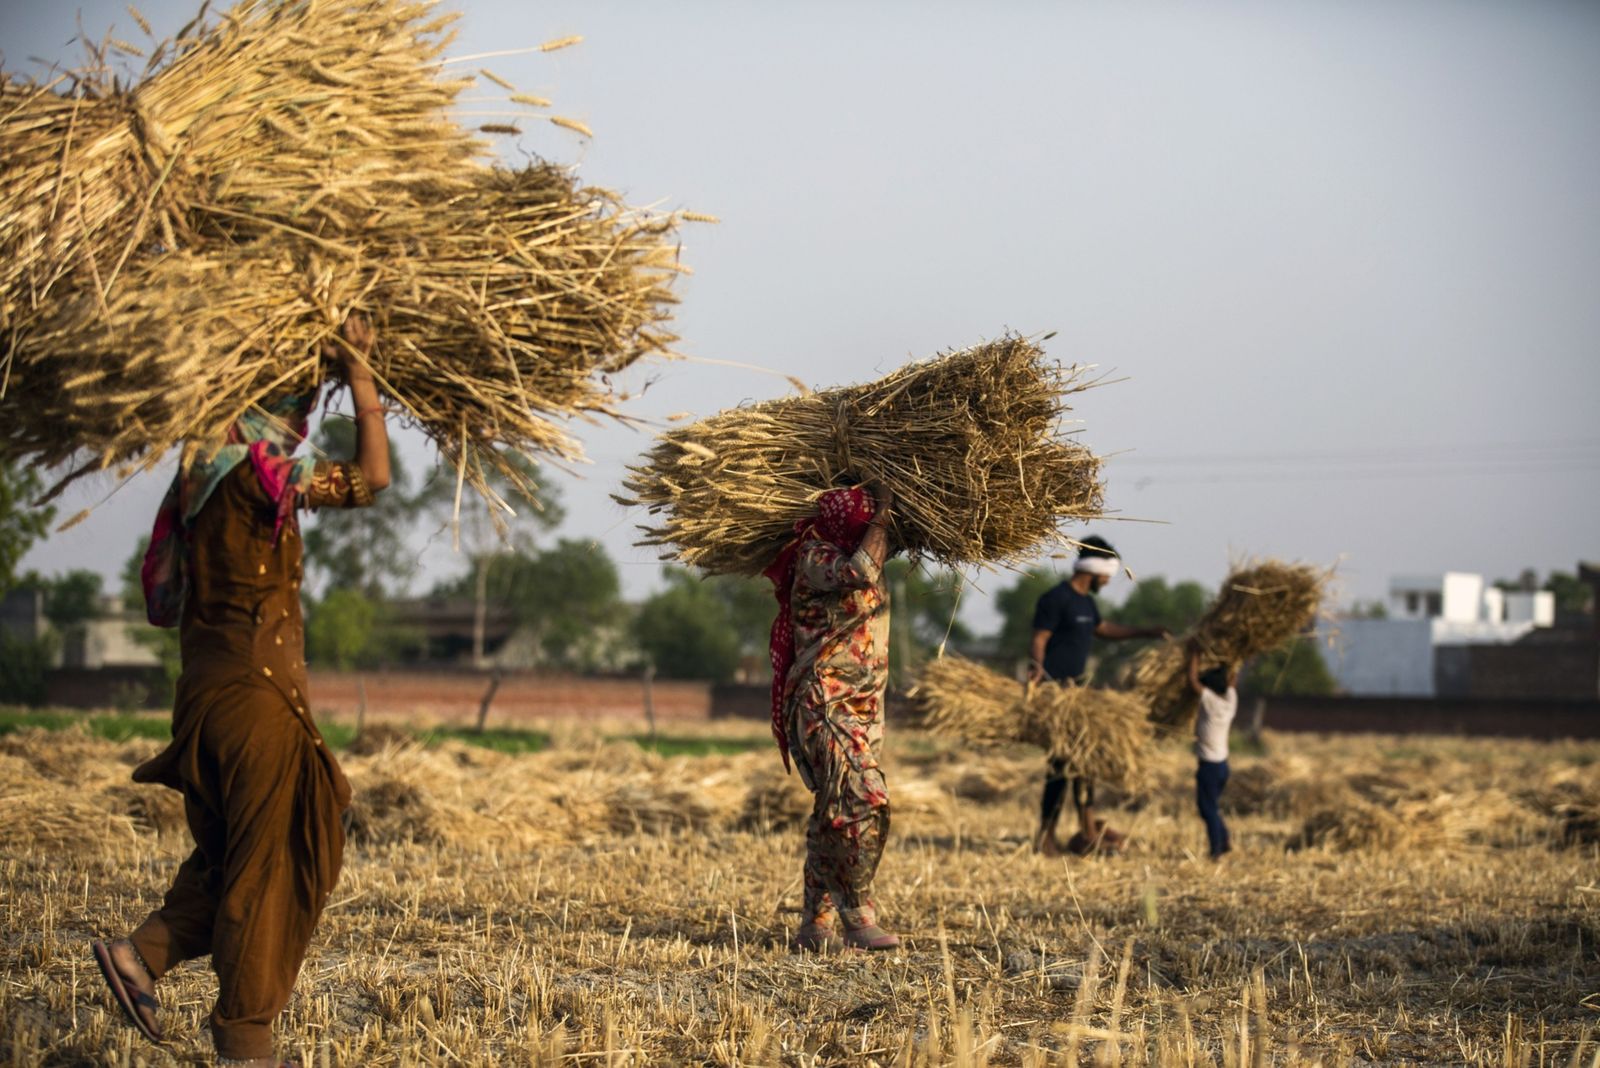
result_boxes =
[91,315,389,1068]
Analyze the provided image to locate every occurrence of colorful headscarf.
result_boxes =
[762,486,878,771]
[140,392,320,627]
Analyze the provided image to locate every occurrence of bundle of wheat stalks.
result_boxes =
[1130,559,1331,731]
[617,336,1104,575]
[911,655,1151,791]
[1,0,691,503]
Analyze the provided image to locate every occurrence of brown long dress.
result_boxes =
[128,460,371,1062]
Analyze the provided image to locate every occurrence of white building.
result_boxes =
[1318,572,1554,696]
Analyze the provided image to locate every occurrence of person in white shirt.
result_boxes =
[1187,648,1238,860]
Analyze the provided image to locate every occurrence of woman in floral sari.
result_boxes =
[765,481,900,951]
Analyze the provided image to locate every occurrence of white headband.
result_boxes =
[1074,555,1119,578]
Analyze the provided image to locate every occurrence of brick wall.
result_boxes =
[1262,695,1600,739]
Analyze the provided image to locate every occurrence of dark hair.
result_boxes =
[1199,666,1230,696]
[1077,534,1117,559]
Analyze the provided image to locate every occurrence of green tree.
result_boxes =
[1093,576,1209,684]
[633,569,743,681]
[306,587,379,670]
[1243,637,1337,696]
[497,538,622,670]
[883,559,972,686]
[0,461,54,598]
[994,566,1059,660]
[1494,569,1593,617]
[302,417,420,599]
[708,573,781,666]
[1544,571,1591,616]
[415,451,564,665]
[40,569,103,627]
[0,628,56,705]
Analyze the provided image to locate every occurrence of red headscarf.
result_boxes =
[762,486,878,771]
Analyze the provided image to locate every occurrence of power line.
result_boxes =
[1105,437,1600,469]
[1127,460,1600,488]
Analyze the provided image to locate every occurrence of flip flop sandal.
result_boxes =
[91,940,163,1044]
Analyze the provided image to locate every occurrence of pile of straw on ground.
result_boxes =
[911,655,1151,790]
[1130,559,1330,731]
[617,336,1104,575]
[1,0,690,503]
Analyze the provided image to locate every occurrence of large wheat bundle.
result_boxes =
[1017,682,1152,792]
[618,336,1105,575]
[1130,559,1330,731]
[908,654,1025,749]
[911,655,1151,789]
[0,0,690,502]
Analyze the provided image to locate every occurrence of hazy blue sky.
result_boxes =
[7,0,1598,632]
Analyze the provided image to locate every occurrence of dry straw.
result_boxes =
[1,0,690,503]
[617,335,1105,575]
[911,655,1152,790]
[1130,558,1331,732]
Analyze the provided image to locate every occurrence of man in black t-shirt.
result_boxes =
[1027,535,1169,856]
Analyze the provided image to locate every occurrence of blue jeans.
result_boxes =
[1195,759,1230,857]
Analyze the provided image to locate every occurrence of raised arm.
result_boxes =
[1186,641,1204,696]
[860,482,894,571]
[1097,620,1171,641]
[335,314,390,493]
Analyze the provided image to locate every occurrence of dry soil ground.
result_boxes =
[2,719,1597,1066]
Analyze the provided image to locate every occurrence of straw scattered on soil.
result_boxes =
[617,335,1105,575]
[1130,558,1331,731]
[1,0,693,505]
[2,723,1597,1065]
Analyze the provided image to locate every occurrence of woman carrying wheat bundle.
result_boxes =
[90,316,390,1068]
[765,480,902,952]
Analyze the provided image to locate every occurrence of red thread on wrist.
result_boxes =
[356,405,384,418]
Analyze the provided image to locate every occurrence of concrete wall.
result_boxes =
[72,620,161,669]
[1503,590,1556,627]
[1318,618,1435,696]
[1442,572,1485,623]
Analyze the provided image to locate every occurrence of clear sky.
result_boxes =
[7,0,1599,633]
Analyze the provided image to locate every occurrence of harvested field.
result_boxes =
[2,720,1598,1065]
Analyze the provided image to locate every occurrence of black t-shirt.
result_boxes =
[1031,581,1101,682]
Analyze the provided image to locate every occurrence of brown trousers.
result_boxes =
[130,691,345,1061]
